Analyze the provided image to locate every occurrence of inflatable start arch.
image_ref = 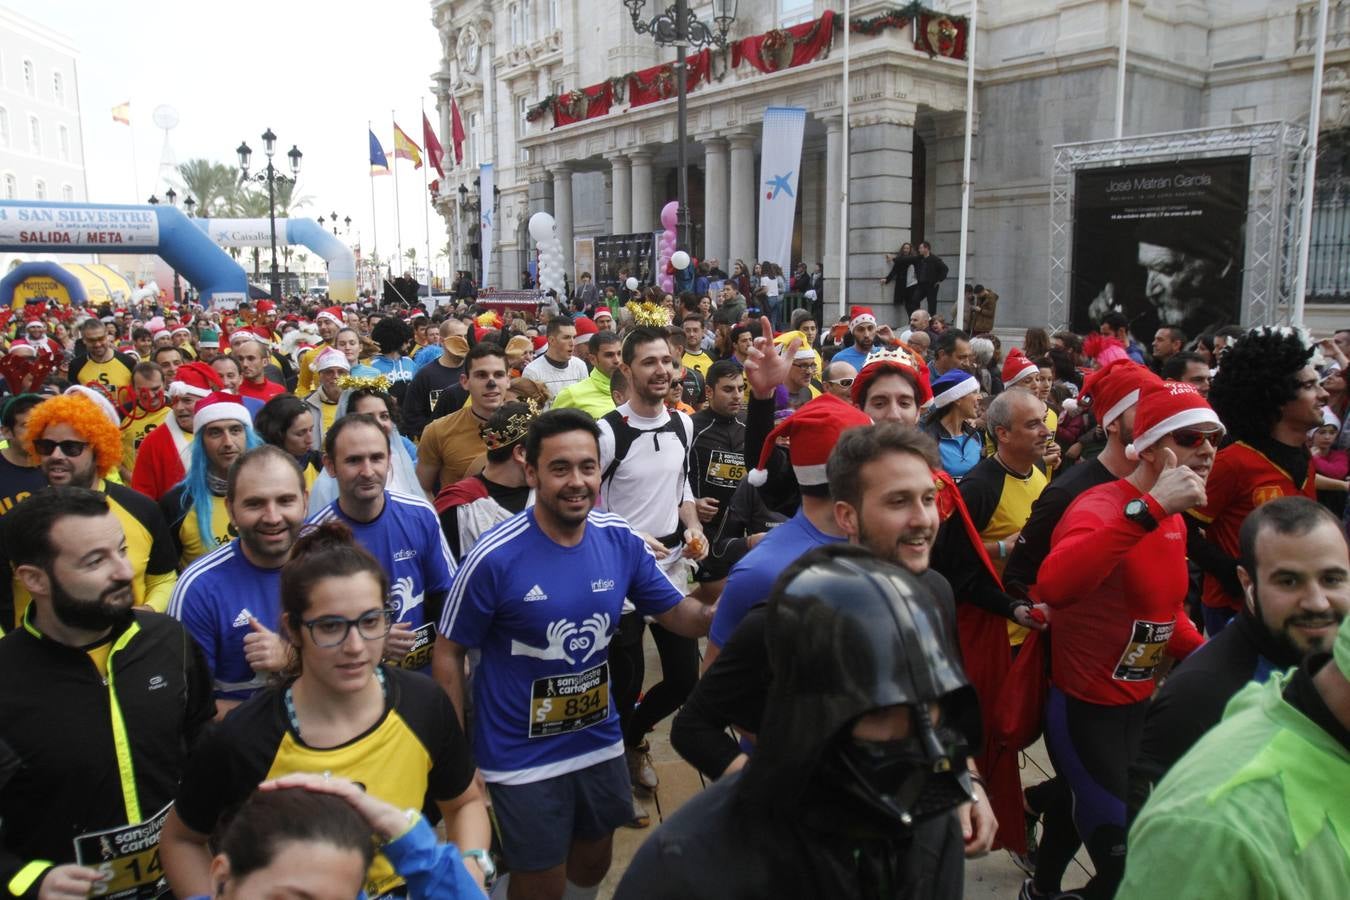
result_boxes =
[0,201,249,305]
[193,218,357,303]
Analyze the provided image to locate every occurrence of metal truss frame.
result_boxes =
[1048,121,1308,334]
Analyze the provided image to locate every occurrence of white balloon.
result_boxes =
[528,212,556,243]
[671,250,691,270]
[626,277,639,291]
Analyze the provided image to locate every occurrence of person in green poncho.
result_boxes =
[1120,609,1350,898]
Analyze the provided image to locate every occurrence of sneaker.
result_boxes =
[626,743,659,793]
[623,794,650,829]
[1017,880,1084,900]
[1010,810,1041,874]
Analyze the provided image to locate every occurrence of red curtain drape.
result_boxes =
[552,82,614,128]
[732,10,835,74]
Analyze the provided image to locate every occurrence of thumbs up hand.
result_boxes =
[243,616,291,673]
[1146,448,1207,515]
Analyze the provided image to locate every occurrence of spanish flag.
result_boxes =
[392,123,422,169]
[112,102,130,125]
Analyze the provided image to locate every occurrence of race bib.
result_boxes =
[392,622,435,671]
[1113,619,1174,681]
[529,662,609,738]
[704,450,746,488]
[74,802,171,898]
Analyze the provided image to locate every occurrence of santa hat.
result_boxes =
[7,340,35,356]
[171,326,192,337]
[64,385,121,426]
[849,305,877,331]
[573,315,598,337]
[229,327,270,348]
[1125,382,1223,460]
[24,319,46,331]
[746,393,873,487]
[930,369,980,409]
[193,391,252,432]
[1002,348,1039,387]
[1062,359,1160,426]
[169,361,223,399]
[593,307,614,323]
[316,306,344,327]
[152,329,172,342]
[532,335,549,351]
[850,346,933,408]
[255,300,276,314]
[311,347,351,372]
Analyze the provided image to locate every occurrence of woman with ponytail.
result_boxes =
[160,522,492,898]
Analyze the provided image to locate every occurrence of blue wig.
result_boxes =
[177,421,263,554]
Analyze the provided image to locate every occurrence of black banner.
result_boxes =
[593,232,657,291]
[1071,157,1250,345]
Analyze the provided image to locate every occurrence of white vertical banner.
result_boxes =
[757,107,807,278]
[479,163,494,288]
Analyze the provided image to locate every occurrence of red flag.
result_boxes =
[450,98,465,165]
[423,112,445,178]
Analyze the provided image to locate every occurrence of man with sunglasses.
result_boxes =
[1030,381,1214,898]
[1193,329,1327,635]
[820,359,857,401]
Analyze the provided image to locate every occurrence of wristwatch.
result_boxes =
[1124,497,1158,531]
[463,848,497,883]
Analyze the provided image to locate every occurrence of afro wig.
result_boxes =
[23,394,123,479]
[1208,328,1313,442]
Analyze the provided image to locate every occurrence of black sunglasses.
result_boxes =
[32,439,90,457]
[1170,429,1222,449]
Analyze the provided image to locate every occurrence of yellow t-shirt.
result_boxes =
[170,492,233,569]
[295,342,329,396]
[120,407,172,475]
[86,639,113,679]
[682,349,713,378]
[71,356,134,397]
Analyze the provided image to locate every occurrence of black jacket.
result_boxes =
[0,610,215,897]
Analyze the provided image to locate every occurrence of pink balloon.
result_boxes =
[660,201,679,230]
[659,275,674,293]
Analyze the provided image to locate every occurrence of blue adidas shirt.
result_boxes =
[308,490,457,672]
[830,344,869,374]
[168,540,282,701]
[440,509,683,784]
[709,509,844,648]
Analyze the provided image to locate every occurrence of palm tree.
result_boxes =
[176,159,238,217]
[272,179,312,218]
[405,247,418,279]
[231,187,272,278]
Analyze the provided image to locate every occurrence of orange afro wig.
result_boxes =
[23,394,123,479]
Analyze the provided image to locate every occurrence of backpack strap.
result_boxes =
[601,408,692,491]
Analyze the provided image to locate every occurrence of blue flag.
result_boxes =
[369,129,390,175]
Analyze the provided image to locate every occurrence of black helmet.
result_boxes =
[738,544,978,825]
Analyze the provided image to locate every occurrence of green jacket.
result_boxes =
[551,366,614,419]
[1120,671,1349,899]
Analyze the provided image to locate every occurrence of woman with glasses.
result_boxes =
[160,521,492,899]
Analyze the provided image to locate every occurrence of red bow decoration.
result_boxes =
[0,345,57,395]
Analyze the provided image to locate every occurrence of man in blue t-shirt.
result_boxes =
[168,446,308,715]
[435,409,712,900]
[309,414,456,673]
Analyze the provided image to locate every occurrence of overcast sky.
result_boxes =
[12,0,445,273]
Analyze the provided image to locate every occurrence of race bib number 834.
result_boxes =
[529,663,609,738]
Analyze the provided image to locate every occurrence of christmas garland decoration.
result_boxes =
[849,2,928,36]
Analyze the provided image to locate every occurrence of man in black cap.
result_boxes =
[617,544,977,899]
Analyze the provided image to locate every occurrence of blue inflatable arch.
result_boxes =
[0,201,249,305]
[0,260,88,308]
[193,218,357,302]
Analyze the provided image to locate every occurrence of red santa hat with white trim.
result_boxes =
[1002,348,1038,387]
[168,361,223,400]
[848,305,877,331]
[1125,381,1223,460]
[316,306,344,327]
[745,393,874,487]
[193,391,252,432]
[1062,359,1161,426]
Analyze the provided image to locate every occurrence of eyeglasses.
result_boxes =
[827,377,855,387]
[302,608,395,648]
[32,439,90,457]
[792,362,817,371]
[1170,429,1223,449]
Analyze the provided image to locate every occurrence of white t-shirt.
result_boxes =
[522,354,589,399]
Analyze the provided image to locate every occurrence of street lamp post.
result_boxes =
[237,129,302,300]
[625,0,737,254]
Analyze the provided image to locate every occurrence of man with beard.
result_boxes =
[6,394,177,623]
[621,545,979,899]
[0,487,214,899]
[309,414,455,675]
[828,306,883,372]
[434,409,712,900]
[1128,496,1349,817]
[418,343,510,495]
[1193,328,1327,635]
[70,317,137,396]
[160,393,259,569]
[168,446,308,716]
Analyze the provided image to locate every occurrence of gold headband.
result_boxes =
[480,398,540,449]
[337,373,392,393]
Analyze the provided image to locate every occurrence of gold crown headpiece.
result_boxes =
[338,373,392,393]
[479,398,541,449]
[624,300,671,328]
[861,343,925,374]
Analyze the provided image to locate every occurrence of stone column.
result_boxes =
[847,108,916,325]
[702,137,729,271]
[727,133,756,271]
[629,150,654,235]
[608,153,631,234]
[822,116,843,317]
[551,164,574,283]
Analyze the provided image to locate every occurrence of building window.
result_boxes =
[22,60,34,96]
[509,3,522,46]
[470,112,482,167]
[3,174,15,200]
[0,108,8,148]
[1310,129,1350,302]
[53,71,64,105]
[548,0,561,31]
[551,80,564,97]
[58,125,70,161]
[523,0,534,41]
[28,116,39,154]
[516,96,530,162]
[62,183,74,202]
[778,0,814,27]
[33,178,45,200]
